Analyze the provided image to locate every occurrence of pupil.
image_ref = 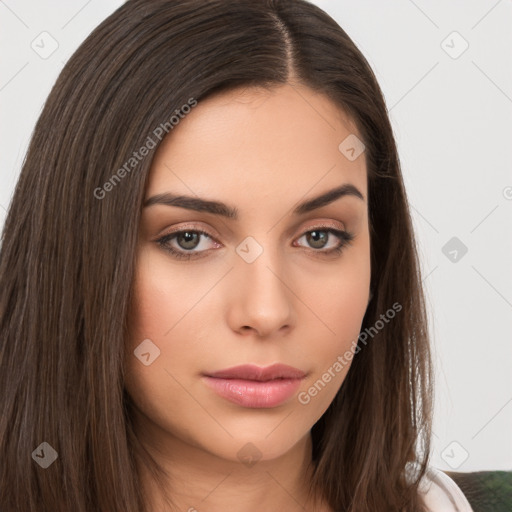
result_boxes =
[308,230,327,248]
[178,232,198,250]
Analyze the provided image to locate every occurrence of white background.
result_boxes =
[1,0,511,472]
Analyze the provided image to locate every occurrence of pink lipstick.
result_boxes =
[202,363,306,408]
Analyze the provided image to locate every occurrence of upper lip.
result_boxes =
[204,363,306,381]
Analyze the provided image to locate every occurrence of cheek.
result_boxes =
[123,258,205,445]
[124,253,183,396]
[294,295,366,416]
[295,245,370,408]
[127,247,208,347]
[304,241,371,341]
[124,247,221,419]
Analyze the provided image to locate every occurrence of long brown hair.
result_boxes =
[0,0,433,510]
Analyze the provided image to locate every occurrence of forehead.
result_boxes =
[145,84,367,212]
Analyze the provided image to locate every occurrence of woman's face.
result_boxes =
[124,83,371,464]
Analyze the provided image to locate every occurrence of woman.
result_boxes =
[0,0,473,510]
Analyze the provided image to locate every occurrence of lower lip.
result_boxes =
[202,376,303,408]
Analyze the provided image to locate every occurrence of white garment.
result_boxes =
[419,466,474,512]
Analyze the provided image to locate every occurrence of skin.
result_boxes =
[124,82,371,512]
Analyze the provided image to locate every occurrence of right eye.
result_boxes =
[156,228,221,260]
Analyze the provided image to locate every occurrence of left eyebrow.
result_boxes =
[143,183,365,220]
[293,183,365,215]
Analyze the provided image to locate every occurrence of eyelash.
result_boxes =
[155,225,355,261]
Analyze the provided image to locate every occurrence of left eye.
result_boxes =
[156,227,354,260]
[294,228,353,252]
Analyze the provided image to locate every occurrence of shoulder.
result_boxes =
[418,466,474,512]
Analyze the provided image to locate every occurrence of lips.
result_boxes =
[205,363,306,381]
[202,363,306,408]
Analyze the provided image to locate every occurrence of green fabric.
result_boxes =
[444,470,512,512]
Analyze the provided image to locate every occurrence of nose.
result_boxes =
[226,245,296,338]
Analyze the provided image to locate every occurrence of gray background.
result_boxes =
[1,0,511,471]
